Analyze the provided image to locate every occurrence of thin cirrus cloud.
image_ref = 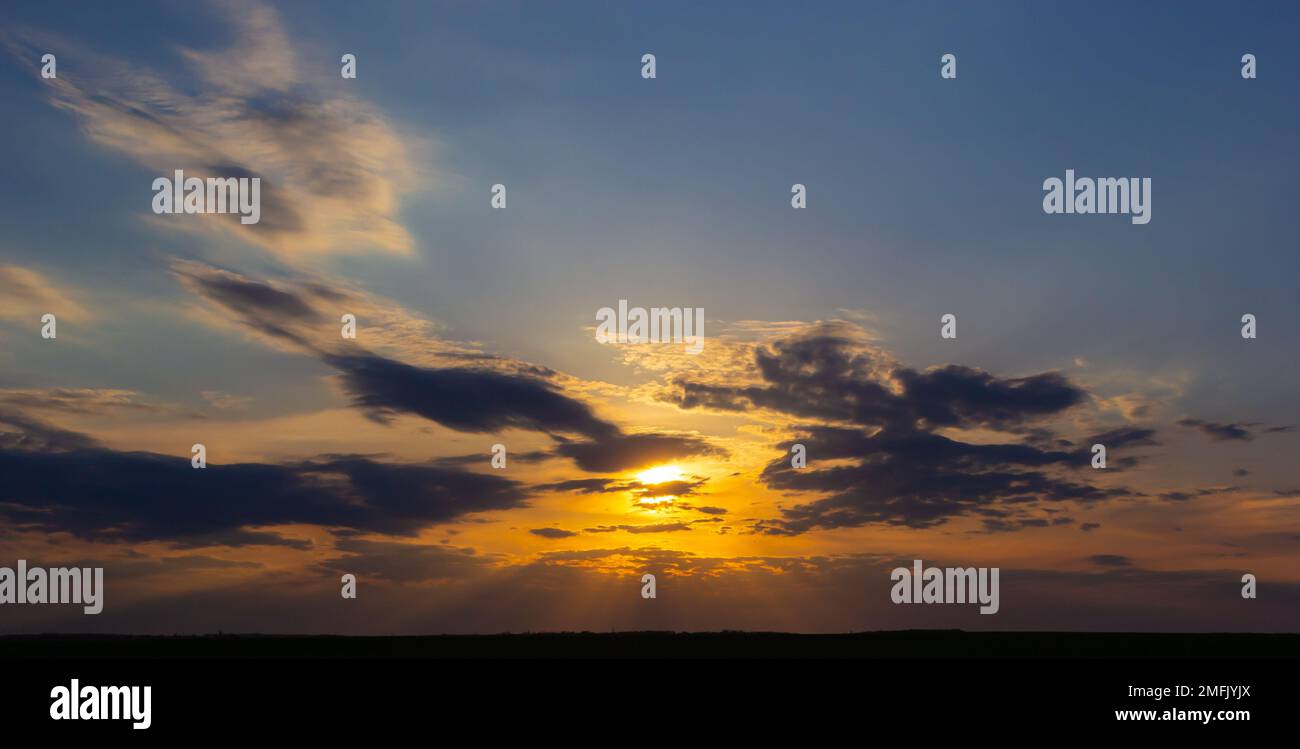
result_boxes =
[0,264,89,323]
[0,387,172,416]
[4,0,424,259]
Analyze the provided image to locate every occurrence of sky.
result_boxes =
[1,0,1298,634]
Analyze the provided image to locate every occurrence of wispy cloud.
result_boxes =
[0,264,89,322]
[6,0,425,259]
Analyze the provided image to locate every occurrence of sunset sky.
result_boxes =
[2,0,1299,634]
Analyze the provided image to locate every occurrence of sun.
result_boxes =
[632,464,688,507]
[636,465,685,485]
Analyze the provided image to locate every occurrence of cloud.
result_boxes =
[327,352,617,438]
[1086,426,1158,449]
[0,408,100,451]
[0,415,531,546]
[753,426,1126,533]
[1158,486,1239,502]
[6,0,424,259]
[1175,418,1293,443]
[664,323,1135,535]
[633,479,706,500]
[0,265,89,322]
[551,433,718,473]
[533,478,624,494]
[622,523,694,534]
[1176,418,1255,442]
[176,263,596,435]
[1087,554,1132,567]
[186,267,321,322]
[680,504,727,515]
[529,528,578,539]
[317,538,494,583]
[665,322,1087,432]
[166,529,312,550]
[0,388,173,416]
[430,450,551,468]
[199,391,254,410]
[582,523,694,534]
[175,260,725,472]
[534,476,711,506]
[170,259,475,364]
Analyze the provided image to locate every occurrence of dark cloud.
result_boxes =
[324,350,718,472]
[0,419,530,546]
[529,528,578,539]
[326,352,616,438]
[1087,426,1159,449]
[667,324,1086,432]
[680,504,728,516]
[184,267,319,322]
[0,408,99,451]
[893,366,1087,430]
[171,262,319,348]
[166,529,313,551]
[753,425,1125,534]
[631,479,707,501]
[534,476,713,511]
[534,478,623,494]
[1176,418,1254,442]
[664,324,1136,535]
[431,450,551,468]
[1174,418,1293,443]
[1158,486,1239,502]
[551,432,717,473]
[177,261,724,474]
[1087,554,1132,567]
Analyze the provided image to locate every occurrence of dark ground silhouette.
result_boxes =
[4,630,1298,658]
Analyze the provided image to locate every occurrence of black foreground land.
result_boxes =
[3,630,1298,658]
